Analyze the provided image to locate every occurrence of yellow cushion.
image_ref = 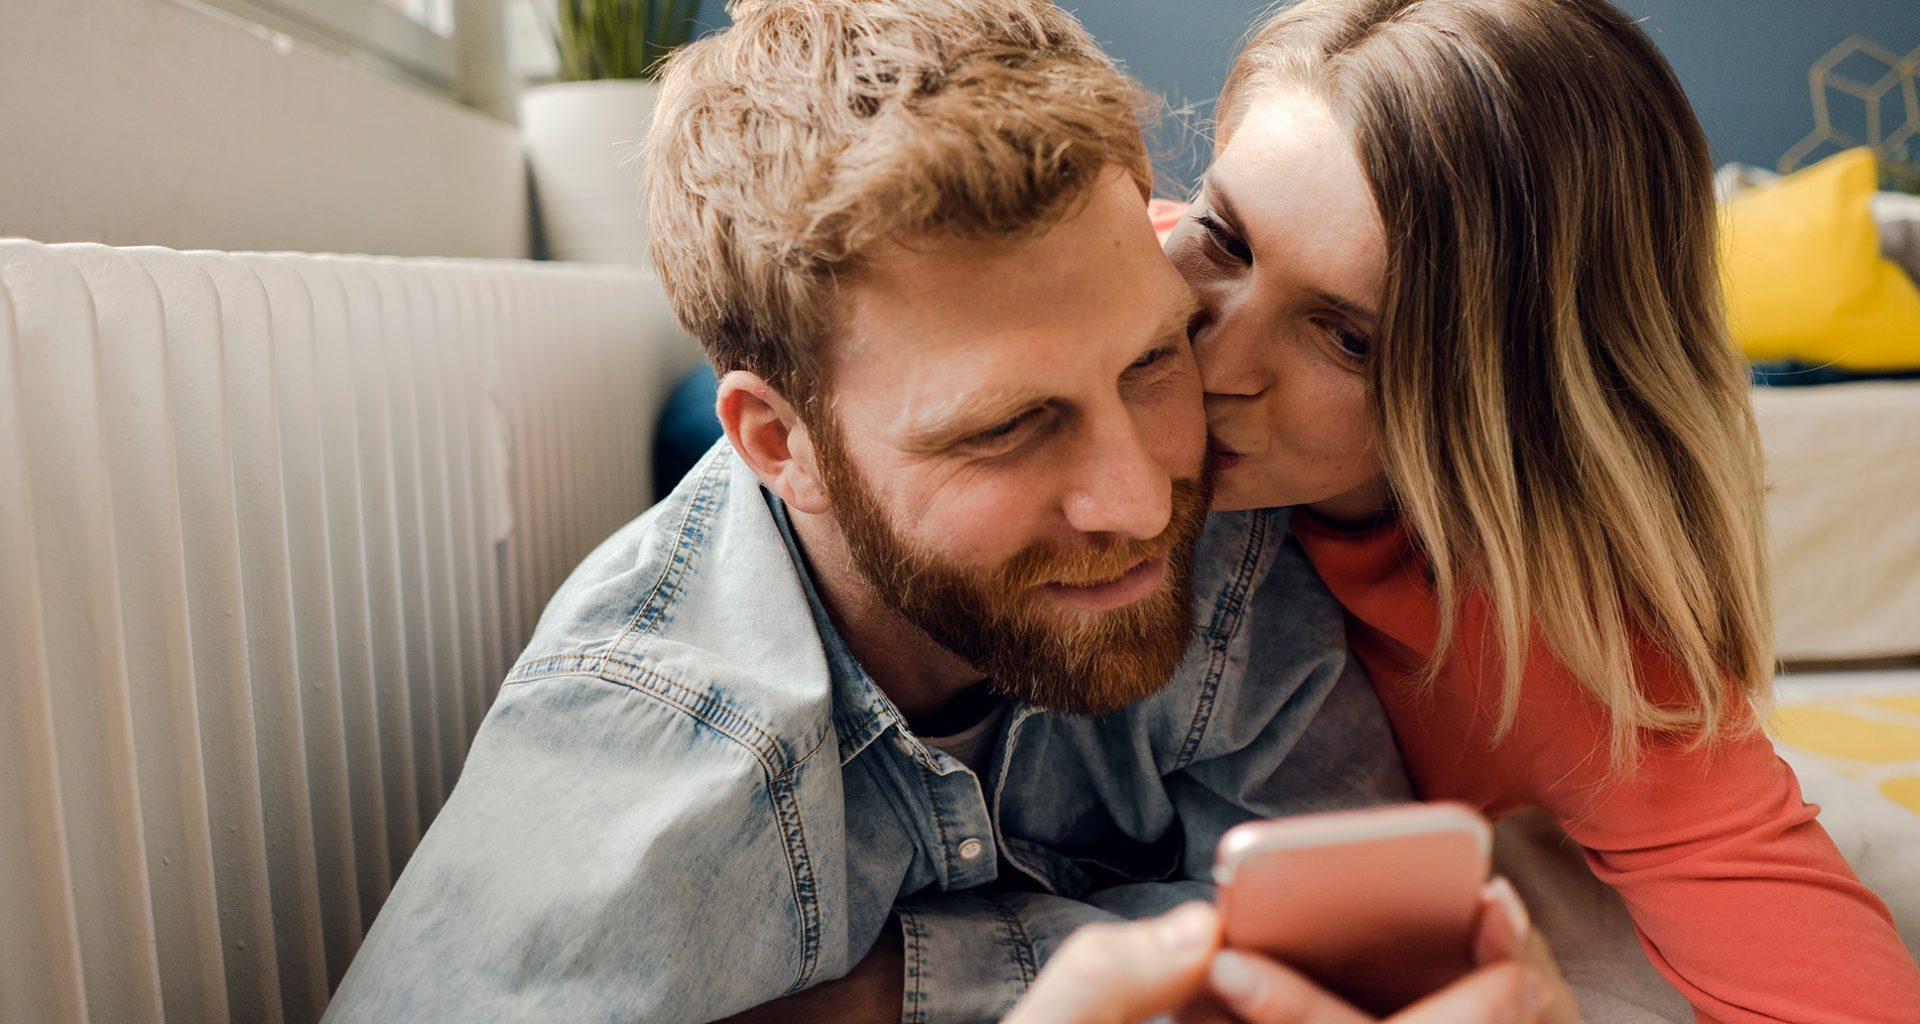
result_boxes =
[1720,148,1920,371]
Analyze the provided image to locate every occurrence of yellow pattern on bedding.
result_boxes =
[1770,671,1920,817]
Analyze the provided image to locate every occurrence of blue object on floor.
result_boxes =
[654,364,723,499]
[1750,361,1920,387]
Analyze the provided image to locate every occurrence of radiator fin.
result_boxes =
[0,241,698,1024]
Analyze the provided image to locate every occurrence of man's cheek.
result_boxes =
[926,477,1052,548]
[1142,385,1209,477]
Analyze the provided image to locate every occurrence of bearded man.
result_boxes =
[321,2,1406,1022]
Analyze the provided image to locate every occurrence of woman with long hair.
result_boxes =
[1151,0,1920,1018]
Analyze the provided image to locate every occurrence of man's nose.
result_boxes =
[1060,407,1173,541]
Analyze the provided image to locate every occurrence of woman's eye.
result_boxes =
[1329,324,1372,360]
[1194,213,1252,264]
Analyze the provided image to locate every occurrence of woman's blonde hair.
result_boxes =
[1222,0,1774,763]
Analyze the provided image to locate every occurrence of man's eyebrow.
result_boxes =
[1152,292,1203,348]
[902,386,1052,450]
[901,296,1201,451]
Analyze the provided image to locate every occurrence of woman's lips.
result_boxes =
[1207,442,1244,473]
[1042,556,1167,613]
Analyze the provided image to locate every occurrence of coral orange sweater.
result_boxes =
[1293,512,1920,1024]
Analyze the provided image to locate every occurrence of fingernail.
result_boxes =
[1155,902,1216,950]
[1210,950,1267,1009]
[1488,876,1531,941]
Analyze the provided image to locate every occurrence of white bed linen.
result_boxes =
[1753,381,1920,662]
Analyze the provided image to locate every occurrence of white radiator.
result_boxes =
[0,241,700,1024]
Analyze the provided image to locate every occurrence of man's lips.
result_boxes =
[1041,556,1167,613]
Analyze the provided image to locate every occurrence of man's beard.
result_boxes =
[815,426,1212,718]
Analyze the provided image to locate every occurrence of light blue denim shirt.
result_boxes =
[323,443,1410,1024]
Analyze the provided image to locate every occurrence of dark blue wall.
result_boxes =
[1609,1,1919,170]
[692,1,1920,190]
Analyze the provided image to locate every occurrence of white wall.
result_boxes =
[0,0,529,258]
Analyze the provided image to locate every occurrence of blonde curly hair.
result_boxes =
[644,0,1153,420]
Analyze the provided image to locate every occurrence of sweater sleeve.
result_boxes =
[1148,198,1189,245]
[1294,514,1920,1024]
[1505,652,1920,1024]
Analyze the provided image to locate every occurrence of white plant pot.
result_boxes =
[519,79,663,265]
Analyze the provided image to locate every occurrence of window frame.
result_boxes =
[195,0,459,91]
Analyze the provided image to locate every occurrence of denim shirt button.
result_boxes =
[957,837,985,861]
[891,734,915,757]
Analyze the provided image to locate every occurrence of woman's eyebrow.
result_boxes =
[1209,176,1379,324]
[1319,290,1379,325]
[1204,178,1248,233]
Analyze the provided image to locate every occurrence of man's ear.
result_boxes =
[715,371,831,515]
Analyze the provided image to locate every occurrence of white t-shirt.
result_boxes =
[922,700,1010,780]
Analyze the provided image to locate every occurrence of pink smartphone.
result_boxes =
[1214,802,1493,1015]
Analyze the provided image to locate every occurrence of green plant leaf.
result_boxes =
[551,0,697,81]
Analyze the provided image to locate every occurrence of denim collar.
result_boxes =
[760,487,931,767]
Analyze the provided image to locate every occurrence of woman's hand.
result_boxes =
[1003,881,1580,1024]
[1196,879,1578,1024]
[1002,902,1223,1024]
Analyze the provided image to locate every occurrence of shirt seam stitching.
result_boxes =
[992,896,1040,991]
[503,662,798,777]
[592,448,728,674]
[899,908,930,1024]
[497,663,826,994]
[1173,512,1269,769]
[768,756,824,993]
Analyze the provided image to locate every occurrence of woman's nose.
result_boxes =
[1191,299,1270,399]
